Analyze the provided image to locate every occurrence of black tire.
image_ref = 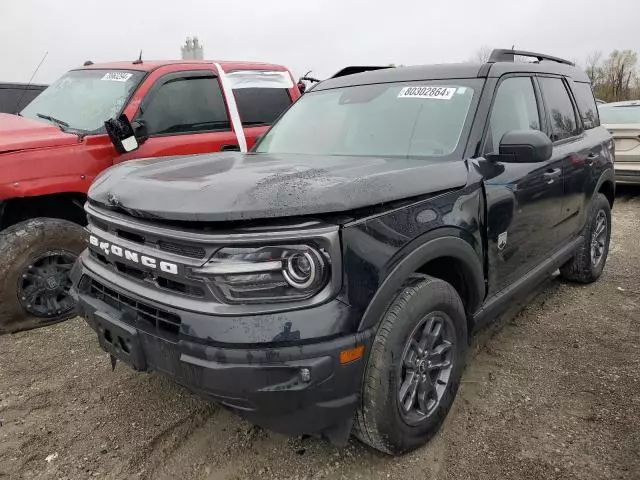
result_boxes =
[560,193,611,284]
[0,218,87,333]
[354,276,468,455]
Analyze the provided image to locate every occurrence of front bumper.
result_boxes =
[71,255,373,437]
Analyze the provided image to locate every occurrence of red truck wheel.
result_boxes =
[0,218,87,333]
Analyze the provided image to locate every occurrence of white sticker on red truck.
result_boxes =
[398,86,457,100]
[101,72,133,82]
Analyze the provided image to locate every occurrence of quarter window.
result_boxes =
[233,88,292,126]
[486,77,541,154]
[142,76,230,135]
[539,77,580,141]
[571,82,600,129]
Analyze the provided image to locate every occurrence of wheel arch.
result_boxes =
[357,232,485,332]
[594,168,615,208]
[0,192,87,231]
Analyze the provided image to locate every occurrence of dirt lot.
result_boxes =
[1,189,639,480]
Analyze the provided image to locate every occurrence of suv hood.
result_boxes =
[89,152,469,222]
[0,113,79,153]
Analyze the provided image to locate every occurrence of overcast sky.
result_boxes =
[1,0,638,84]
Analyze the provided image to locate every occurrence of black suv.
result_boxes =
[71,49,614,454]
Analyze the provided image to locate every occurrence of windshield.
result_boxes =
[21,69,144,132]
[598,104,640,125]
[255,80,480,158]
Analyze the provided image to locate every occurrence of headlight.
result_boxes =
[192,245,330,304]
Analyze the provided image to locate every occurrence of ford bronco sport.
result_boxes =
[0,59,300,331]
[71,49,615,454]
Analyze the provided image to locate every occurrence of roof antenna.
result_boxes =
[133,50,143,65]
[13,51,48,114]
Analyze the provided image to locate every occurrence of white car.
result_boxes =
[599,100,640,184]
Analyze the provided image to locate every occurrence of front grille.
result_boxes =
[88,249,206,298]
[158,240,206,259]
[88,278,181,336]
[88,216,206,260]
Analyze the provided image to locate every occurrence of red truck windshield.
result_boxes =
[21,69,144,133]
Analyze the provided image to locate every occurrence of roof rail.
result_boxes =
[488,49,575,66]
[330,66,393,79]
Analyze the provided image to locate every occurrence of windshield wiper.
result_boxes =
[36,113,70,130]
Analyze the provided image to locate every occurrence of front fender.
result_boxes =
[357,230,485,332]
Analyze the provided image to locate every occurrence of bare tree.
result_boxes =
[585,51,603,85]
[602,50,638,101]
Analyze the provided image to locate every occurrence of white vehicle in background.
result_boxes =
[599,100,640,184]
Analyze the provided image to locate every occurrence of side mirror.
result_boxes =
[131,120,148,143]
[493,130,553,163]
[105,114,142,154]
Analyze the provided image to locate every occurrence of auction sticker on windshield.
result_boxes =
[101,72,133,82]
[398,86,457,100]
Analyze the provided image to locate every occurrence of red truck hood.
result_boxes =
[0,113,79,153]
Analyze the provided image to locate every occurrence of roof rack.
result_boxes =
[330,66,393,79]
[488,49,575,66]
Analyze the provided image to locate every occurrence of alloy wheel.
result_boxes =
[590,210,607,267]
[397,311,456,426]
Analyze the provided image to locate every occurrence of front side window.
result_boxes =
[571,82,599,130]
[142,76,230,135]
[486,76,541,154]
[21,69,144,132]
[539,77,580,141]
[256,80,479,158]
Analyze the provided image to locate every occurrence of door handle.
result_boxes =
[221,144,240,152]
[544,168,561,184]
[585,152,598,166]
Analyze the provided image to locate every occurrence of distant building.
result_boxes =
[181,37,204,60]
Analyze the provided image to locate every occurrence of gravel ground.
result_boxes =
[0,188,638,480]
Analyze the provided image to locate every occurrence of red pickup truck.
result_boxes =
[0,59,301,331]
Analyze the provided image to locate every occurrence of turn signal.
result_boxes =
[340,345,365,364]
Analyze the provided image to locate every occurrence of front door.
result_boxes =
[118,71,240,164]
[478,75,564,295]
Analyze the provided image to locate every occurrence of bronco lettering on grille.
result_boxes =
[89,235,179,275]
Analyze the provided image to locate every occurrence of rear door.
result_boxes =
[536,76,595,242]
[481,75,564,294]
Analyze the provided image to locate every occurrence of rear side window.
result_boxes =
[571,82,600,129]
[142,76,230,135]
[233,88,292,126]
[538,77,580,141]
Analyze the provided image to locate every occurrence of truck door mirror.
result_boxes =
[131,120,148,143]
[105,114,140,154]
[494,129,553,163]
